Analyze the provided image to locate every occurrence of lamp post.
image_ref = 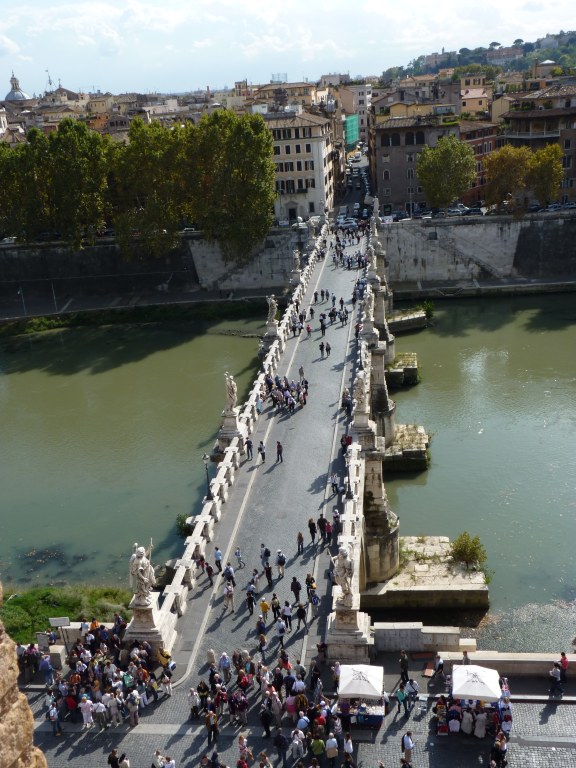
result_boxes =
[202,453,214,501]
[345,450,354,500]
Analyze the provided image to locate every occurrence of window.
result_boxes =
[416,131,425,144]
[406,152,414,162]
[285,161,294,172]
[462,101,467,107]
[305,160,314,170]
[382,153,390,162]
[565,139,571,150]
[382,188,391,196]
[407,168,414,179]
[391,133,401,146]
[381,135,390,147]
[562,155,572,168]
[407,186,415,194]
[359,99,364,105]
[303,127,311,137]
[417,186,423,193]
[488,141,493,151]
[305,143,311,152]
[295,144,301,153]
[294,128,300,139]
[282,128,291,139]
[306,178,316,189]
[273,129,281,140]
[274,145,280,155]
[286,180,295,193]
[309,201,315,213]
[285,145,291,154]
[296,160,302,171]
[405,132,415,145]
[297,178,304,190]
[383,169,390,181]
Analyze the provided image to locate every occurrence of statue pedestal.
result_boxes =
[217,408,248,451]
[326,592,373,663]
[123,592,177,653]
[291,269,302,285]
[360,320,379,348]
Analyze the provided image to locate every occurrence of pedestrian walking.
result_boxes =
[298,365,305,382]
[295,603,307,632]
[401,731,415,763]
[290,576,302,603]
[261,543,271,568]
[223,581,235,613]
[396,684,409,716]
[549,662,564,696]
[246,591,256,615]
[399,650,409,683]
[205,562,214,585]
[234,547,246,569]
[271,593,281,619]
[251,568,260,593]
[205,710,219,745]
[273,728,289,768]
[296,531,304,554]
[308,517,317,544]
[259,598,270,622]
[264,562,273,587]
[330,472,339,494]
[276,441,283,462]
[319,341,325,358]
[47,702,63,736]
[559,651,569,683]
[282,601,293,631]
[223,562,236,586]
[276,550,286,577]
[431,653,444,679]
[107,749,120,768]
[258,441,266,463]
[276,618,287,648]
[246,439,253,460]
[325,342,331,357]
[214,547,223,572]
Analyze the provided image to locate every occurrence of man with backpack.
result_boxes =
[223,563,236,586]
[276,550,286,578]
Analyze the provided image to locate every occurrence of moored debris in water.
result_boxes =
[19,547,67,566]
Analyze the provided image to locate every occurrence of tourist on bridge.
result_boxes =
[234,546,246,569]
[246,590,256,616]
[290,576,302,603]
[276,441,284,462]
[205,562,214,586]
[297,531,304,554]
[246,438,253,460]
[259,598,270,621]
[325,342,331,357]
[308,518,317,544]
[214,547,223,572]
[399,650,410,683]
[251,568,260,593]
[271,593,281,619]
[276,550,286,576]
[295,603,307,632]
[223,581,235,613]
[264,561,273,587]
[223,562,236,586]
[258,441,266,463]
[276,617,287,648]
[256,615,267,636]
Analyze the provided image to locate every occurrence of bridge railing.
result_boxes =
[158,226,330,624]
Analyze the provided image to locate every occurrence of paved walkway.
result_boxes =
[27,233,576,766]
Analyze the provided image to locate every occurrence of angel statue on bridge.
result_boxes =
[129,541,156,606]
[330,544,354,601]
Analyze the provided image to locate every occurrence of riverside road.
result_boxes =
[27,230,576,768]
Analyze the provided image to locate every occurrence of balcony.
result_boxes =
[500,128,560,139]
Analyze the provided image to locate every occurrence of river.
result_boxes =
[1,296,575,651]
[0,319,262,589]
[385,294,576,650]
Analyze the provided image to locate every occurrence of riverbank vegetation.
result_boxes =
[0,586,133,644]
[0,113,276,264]
[0,299,267,339]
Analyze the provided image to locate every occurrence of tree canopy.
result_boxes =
[0,112,276,264]
[484,144,564,208]
[416,134,476,209]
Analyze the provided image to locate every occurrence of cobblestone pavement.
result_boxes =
[28,232,576,767]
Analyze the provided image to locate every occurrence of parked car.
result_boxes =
[361,208,369,219]
[447,208,464,217]
[562,201,576,209]
[341,219,358,230]
[392,210,410,222]
[463,208,484,216]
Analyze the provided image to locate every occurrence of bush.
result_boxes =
[451,531,487,569]
[176,513,194,538]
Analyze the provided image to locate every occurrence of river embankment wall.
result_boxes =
[381,213,576,283]
[0,228,295,304]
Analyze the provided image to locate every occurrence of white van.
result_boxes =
[339,205,348,217]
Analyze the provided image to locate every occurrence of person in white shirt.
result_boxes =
[401,731,415,762]
[405,678,420,708]
[79,696,94,728]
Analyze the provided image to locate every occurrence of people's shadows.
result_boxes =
[539,700,561,724]
[307,475,329,495]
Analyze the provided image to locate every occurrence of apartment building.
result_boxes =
[500,83,576,200]
[264,109,337,222]
[459,120,498,204]
[338,83,372,141]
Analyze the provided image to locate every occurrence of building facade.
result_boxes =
[338,84,372,141]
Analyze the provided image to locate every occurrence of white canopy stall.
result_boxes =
[451,664,502,702]
[338,664,384,699]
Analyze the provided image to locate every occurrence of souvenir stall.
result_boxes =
[336,664,386,730]
[434,664,509,738]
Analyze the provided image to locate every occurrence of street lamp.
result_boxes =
[202,453,214,501]
[345,450,354,500]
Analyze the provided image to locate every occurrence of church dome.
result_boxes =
[5,73,30,101]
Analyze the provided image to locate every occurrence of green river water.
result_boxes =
[1,295,575,650]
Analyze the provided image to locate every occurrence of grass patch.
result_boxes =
[0,586,133,644]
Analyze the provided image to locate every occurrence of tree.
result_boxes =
[489,41,501,49]
[483,145,532,208]
[416,134,476,209]
[185,111,276,264]
[451,531,487,569]
[513,38,524,47]
[526,144,564,205]
[111,118,187,258]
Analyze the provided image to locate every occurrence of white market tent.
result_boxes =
[452,664,502,702]
[338,664,384,699]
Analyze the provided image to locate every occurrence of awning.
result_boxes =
[451,664,502,702]
[338,664,383,699]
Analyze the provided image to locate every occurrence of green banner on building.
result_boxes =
[344,115,359,152]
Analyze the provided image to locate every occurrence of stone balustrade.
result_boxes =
[154,226,330,644]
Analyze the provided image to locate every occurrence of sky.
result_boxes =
[0,0,573,96]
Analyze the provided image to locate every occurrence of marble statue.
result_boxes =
[129,542,156,605]
[331,545,354,596]
[292,250,301,271]
[363,287,374,321]
[266,294,278,324]
[225,372,238,412]
[353,374,366,409]
[373,197,380,219]
[366,244,377,272]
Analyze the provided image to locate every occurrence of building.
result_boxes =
[458,120,498,204]
[338,83,372,141]
[3,73,30,102]
[264,108,338,223]
[319,73,350,88]
[500,83,576,201]
[368,113,459,212]
[253,81,319,108]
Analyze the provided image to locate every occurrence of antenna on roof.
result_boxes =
[45,69,54,92]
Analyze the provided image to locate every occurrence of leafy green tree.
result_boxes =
[513,38,524,47]
[483,145,532,208]
[416,134,476,209]
[451,531,487,569]
[47,119,111,249]
[185,111,276,264]
[111,118,187,258]
[526,144,564,205]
